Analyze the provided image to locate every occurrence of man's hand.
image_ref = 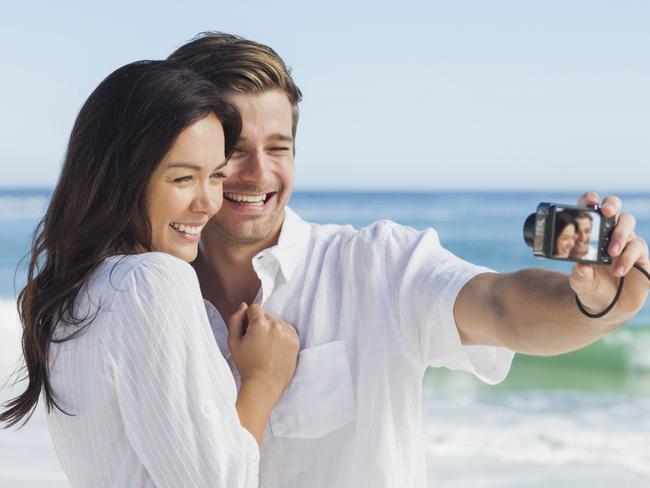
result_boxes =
[456,191,649,355]
[570,192,650,323]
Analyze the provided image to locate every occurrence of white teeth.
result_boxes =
[224,192,268,204]
[170,223,203,235]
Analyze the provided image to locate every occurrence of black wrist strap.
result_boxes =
[575,263,650,319]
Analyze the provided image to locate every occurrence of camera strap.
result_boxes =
[575,263,650,319]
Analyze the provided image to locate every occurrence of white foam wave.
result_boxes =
[0,195,48,221]
[603,328,650,370]
[424,390,650,476]
[0,299,22,385]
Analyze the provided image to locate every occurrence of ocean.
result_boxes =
[1,189,650,487]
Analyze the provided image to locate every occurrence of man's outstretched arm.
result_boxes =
[454,192,650,355]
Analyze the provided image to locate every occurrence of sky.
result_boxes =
[1,0,648,191]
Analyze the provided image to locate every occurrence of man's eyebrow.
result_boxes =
[238,133,293,144]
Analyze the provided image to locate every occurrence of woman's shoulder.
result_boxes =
[91,252,204,336]
[89,252,198,307]
[101,252,193,283]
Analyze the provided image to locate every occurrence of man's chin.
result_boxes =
[203,220,279,246]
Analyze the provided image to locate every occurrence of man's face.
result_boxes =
[572,217,593,257]
[204,89,294,247]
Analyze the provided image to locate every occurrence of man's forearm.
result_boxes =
[494,269,627,355]
[456,270,628,356]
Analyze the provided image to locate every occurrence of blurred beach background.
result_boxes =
[2,0,649,486]
[1,190,649,487]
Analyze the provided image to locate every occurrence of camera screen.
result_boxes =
[553,208,601,261]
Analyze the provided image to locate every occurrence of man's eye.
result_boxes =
[270,146,291,152]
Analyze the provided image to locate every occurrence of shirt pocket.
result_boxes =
[269,340,355,439]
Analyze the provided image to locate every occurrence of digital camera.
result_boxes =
[523,203,616,264]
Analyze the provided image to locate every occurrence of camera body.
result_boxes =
[523,202,616,264]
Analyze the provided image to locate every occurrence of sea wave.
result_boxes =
[0,300,21,385]
[425,390,650,476]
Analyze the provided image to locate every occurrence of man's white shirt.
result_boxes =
[206,208,515,488]
[585,244,598,260]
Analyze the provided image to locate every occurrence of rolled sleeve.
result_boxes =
[380,223,514,383]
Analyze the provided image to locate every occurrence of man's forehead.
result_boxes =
[576,217,593,227]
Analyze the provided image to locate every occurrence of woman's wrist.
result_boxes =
[235,378,283,445]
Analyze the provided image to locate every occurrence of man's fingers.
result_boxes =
[600,195,622,218]
[608,213,636,258]
[577,191,600,207]
[612,236,646,277]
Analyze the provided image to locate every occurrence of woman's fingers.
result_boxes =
[227,302,248,341]
[246,304,266,326]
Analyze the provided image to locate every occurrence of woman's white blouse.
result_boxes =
[46,252,259,487]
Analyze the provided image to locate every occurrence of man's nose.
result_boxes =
[239,150,270,181]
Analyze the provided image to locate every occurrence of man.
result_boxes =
[168,33,650,487]
[570,211,598,260]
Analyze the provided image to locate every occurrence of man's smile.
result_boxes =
[223,191,277,208]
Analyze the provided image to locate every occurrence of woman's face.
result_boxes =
[555,223,577,258]
[146,114,227,262]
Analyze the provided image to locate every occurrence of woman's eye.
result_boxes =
[173,176,192,183]
[210,171,227,180]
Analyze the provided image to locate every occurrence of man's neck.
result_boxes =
[194,232,277,320]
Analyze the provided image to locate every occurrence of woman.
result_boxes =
[0,60,299,486]
[553,211,578,258]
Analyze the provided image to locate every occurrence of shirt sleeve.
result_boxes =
[104,253,259,488]
[377,223,514,384]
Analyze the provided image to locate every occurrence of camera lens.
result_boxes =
[523,213,536,247]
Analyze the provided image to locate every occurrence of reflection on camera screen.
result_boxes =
[553,208,601,261]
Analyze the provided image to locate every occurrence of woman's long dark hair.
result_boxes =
[0,60,241,428]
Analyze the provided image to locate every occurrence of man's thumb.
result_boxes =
[570,263,595,296]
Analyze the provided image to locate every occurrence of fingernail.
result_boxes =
[603,203,615,214]
[615,265,625,276]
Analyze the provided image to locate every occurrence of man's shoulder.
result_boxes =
[301,215,437,252]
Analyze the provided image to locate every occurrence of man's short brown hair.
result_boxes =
[168,32,303,139]
[575,211,594,222]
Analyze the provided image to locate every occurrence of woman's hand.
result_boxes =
[227,303,300,444]
[228,302,300,398]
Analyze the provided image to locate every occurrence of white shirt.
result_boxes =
[47,253,259,488]
[206,208,515,488]
[585,244,598,260]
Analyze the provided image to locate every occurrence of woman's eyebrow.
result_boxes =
[164,160,228,171]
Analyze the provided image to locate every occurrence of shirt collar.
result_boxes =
[253,207,311,283]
